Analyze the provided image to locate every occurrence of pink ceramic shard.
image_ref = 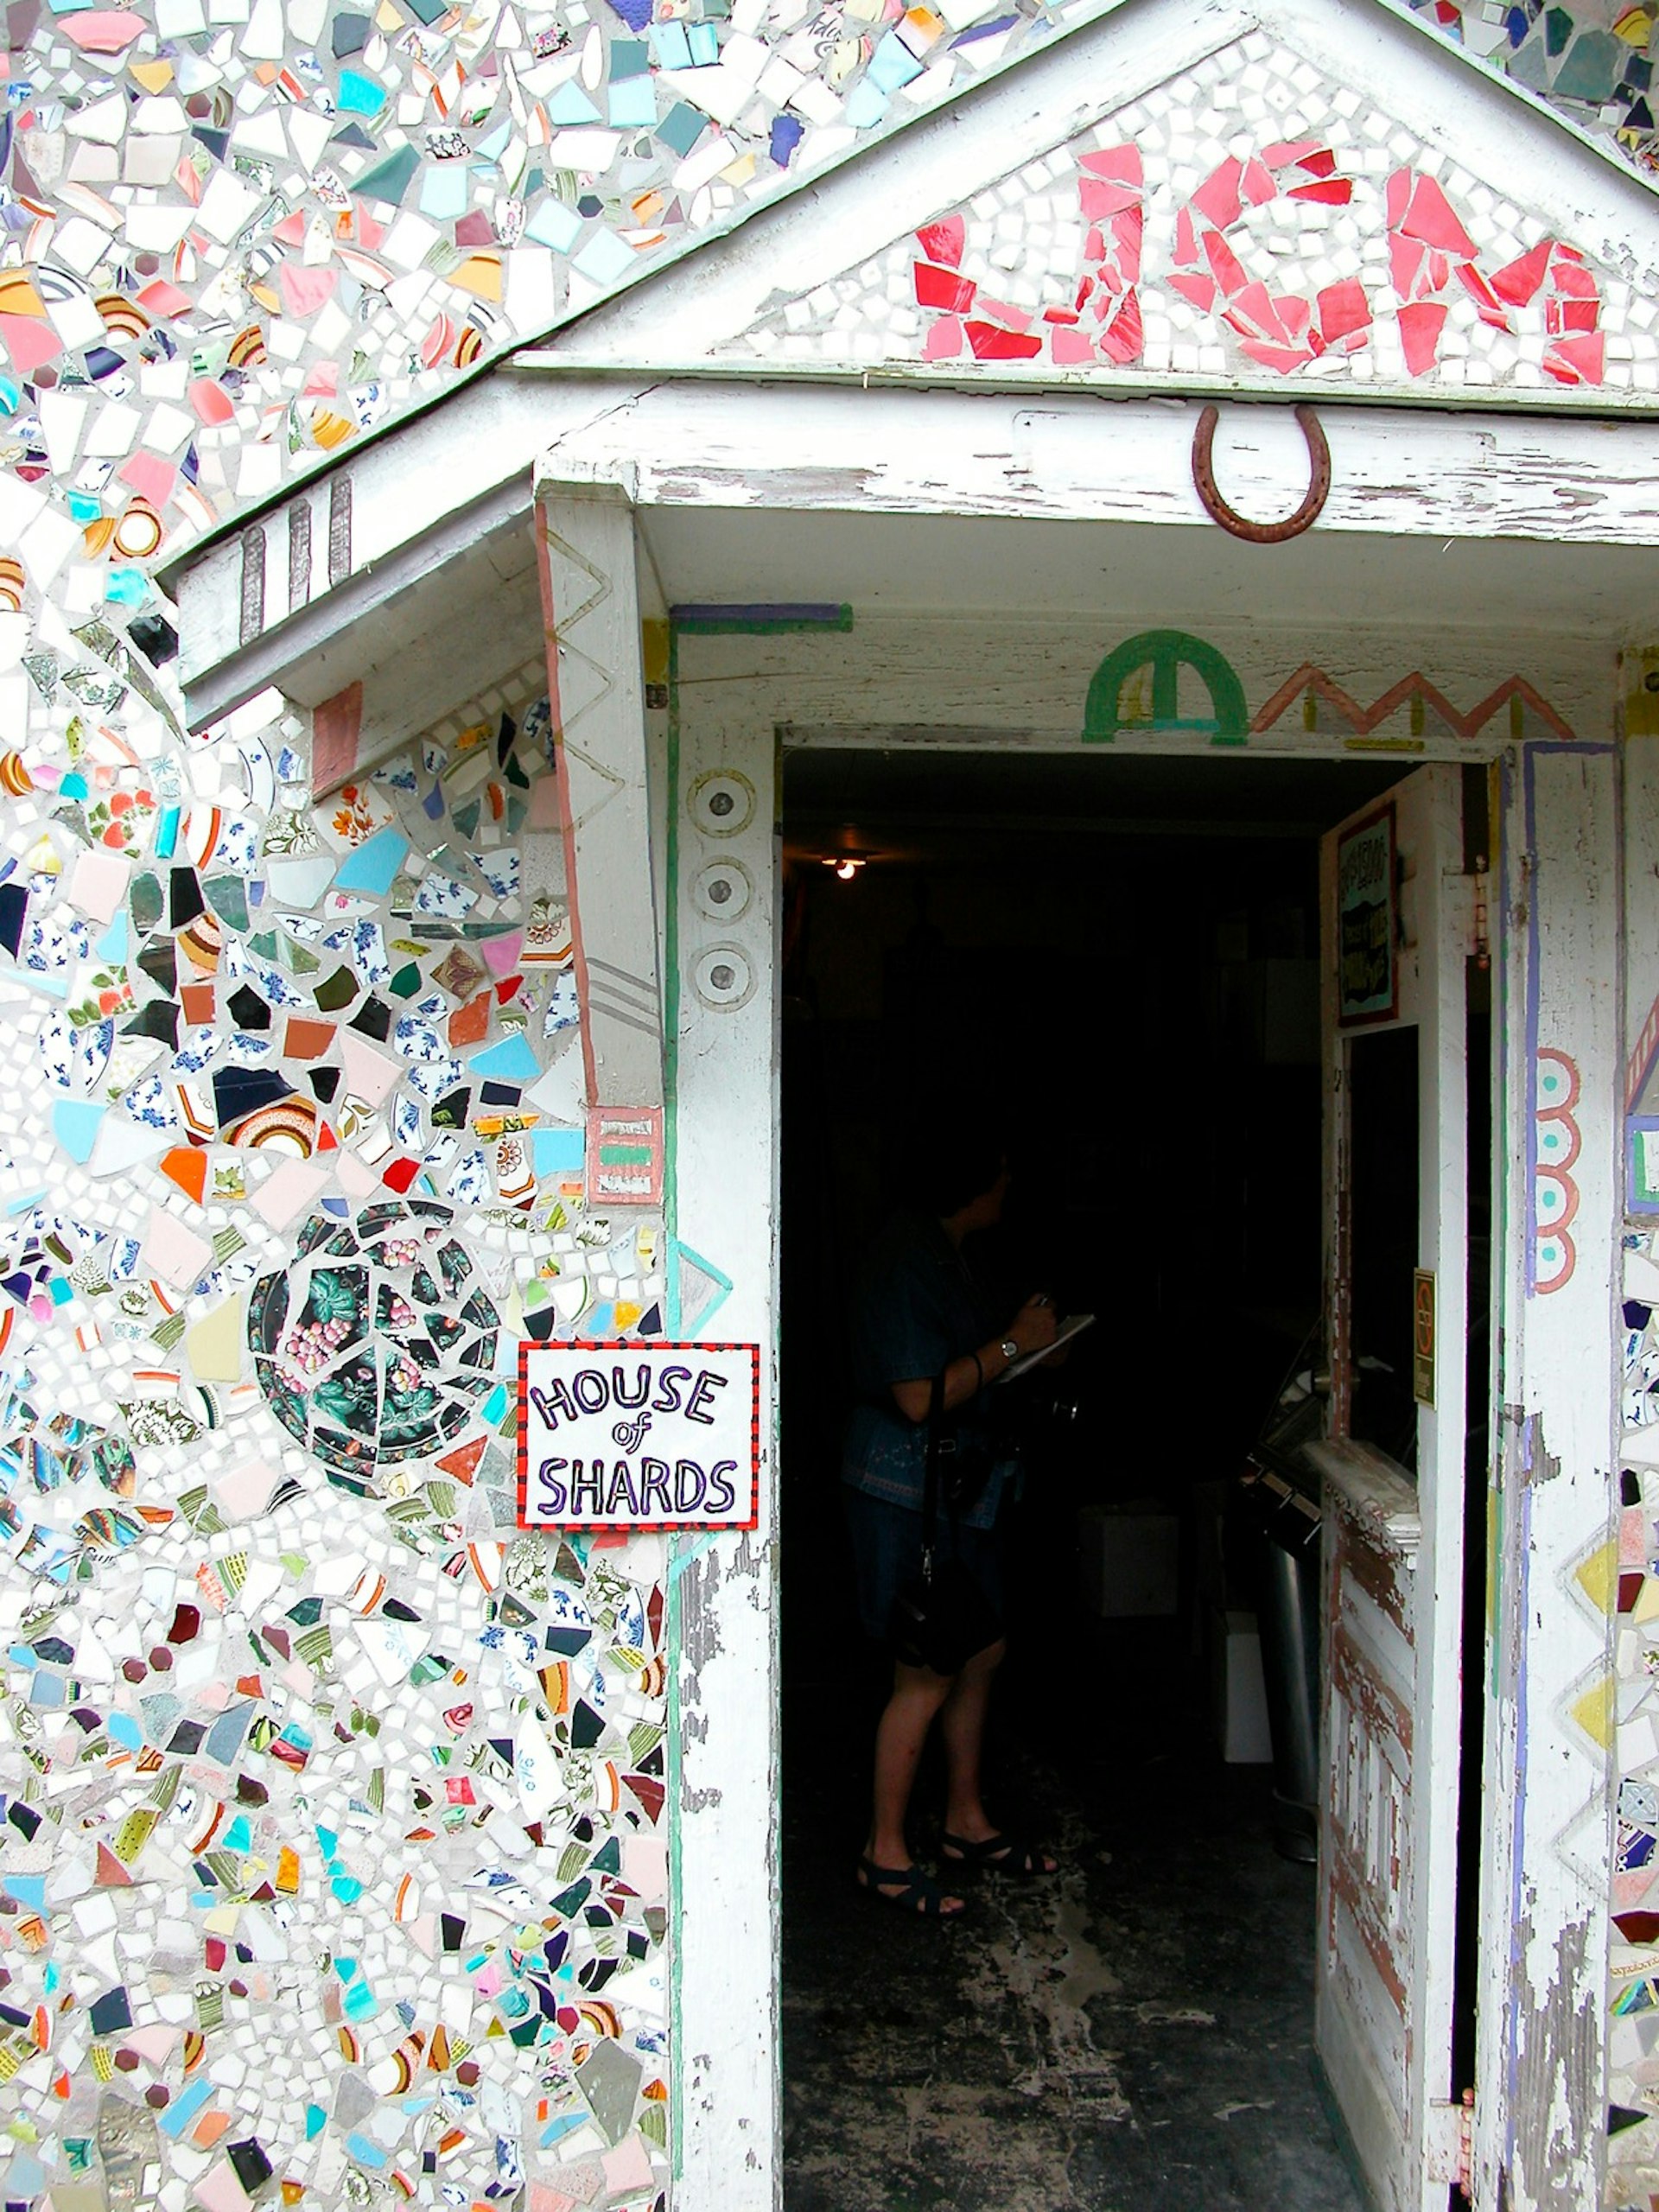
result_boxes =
[1077,143,1142,184]
[1317,277,1370,343]
[63,10,146,49]
[1050,325,1096,365]
[1399,174,1476,258]
[1192,156,1243,230]
[1242,157,1276,206]
[1279,293,1313,338]
[277,262,338,318]
[1551,251,1599,299]
[1238,339,1313,374]
[1111,205,1143,283]
[1168,271,1217,313]
[1396,300,1448,376]
[1264,139,1320,167]
[922,315,963,359]
[188,375,234,428]
[1389,232,1427,302]
[0,315,62,375]
[1202,227,1249,297]
[1173,206,1200,267]
[137,277,192,318]
[1078,175,1141,219]
[119,450,177,506]
[1230,279,1290,343]
[976,296,1031,332]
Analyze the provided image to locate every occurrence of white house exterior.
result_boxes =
[14,1,1659,2209]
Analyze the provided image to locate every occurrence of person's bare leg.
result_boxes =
[860,1662,965,1912]
[938,1637,1006,1846]
[939,1637,1058,1872]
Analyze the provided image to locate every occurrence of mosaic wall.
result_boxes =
[3,0,1658,2204]
[726,30,1647,389]
[0,651,696,2212]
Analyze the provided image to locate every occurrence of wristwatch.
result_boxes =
[1000,1338,1020,1363]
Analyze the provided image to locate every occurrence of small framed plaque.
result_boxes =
[518,1341,760,1532]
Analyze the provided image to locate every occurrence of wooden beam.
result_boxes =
[535,488,667,1169]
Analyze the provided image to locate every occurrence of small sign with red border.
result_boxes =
[518,1340,760,1532]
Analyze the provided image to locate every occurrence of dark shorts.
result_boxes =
[842,1485,1006,1652]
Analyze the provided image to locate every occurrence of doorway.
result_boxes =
[775,742,1490,2211]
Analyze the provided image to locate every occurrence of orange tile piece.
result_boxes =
[192,2111,232,2149]
[448,991,491,1048]
[283,1016,337,1060]
[435,1437,485,1485]
[160,1146,207,1205]
[179,982,216,1024]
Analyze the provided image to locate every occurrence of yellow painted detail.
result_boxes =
[1569,1673,1615,1752]
[1574,1537,1619,1618]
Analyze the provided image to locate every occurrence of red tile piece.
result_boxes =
[913,261,976,312]
[1491,241,1551,306]
[965,321,1042,359]
[916,215,964,268]
[382,1157,420,1193]
[1543,332,1605,384]
[1099,290,1142,365]
[1287,179,1352,206]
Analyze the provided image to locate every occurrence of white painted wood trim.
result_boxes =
[1306,1439,1424,1566]
[667,702,781,2212]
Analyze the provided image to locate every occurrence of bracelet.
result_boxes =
[970,1351,984,1391]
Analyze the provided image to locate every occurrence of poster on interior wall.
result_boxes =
[1336,803,1398,1027]
[518,1342,760,1530]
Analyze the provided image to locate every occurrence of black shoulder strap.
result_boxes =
[922,1370,947,1555]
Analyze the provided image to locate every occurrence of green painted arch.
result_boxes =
[1082,629,1250,746]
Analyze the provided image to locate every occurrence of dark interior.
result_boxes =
[774,744,1482,2211]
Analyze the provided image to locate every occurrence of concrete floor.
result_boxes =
[779,1620,1365,2212]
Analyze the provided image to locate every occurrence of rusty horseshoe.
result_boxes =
[1192,403,1331,544]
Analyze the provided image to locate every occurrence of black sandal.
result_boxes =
[940,1830,1057,1878]
[855,1855,967,1916]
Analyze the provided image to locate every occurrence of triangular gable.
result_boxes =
[537,0,1659,408]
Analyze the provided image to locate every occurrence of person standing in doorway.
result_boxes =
[843,1127,1060,1916]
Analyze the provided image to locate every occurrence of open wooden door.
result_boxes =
[1308,764,1474,2212]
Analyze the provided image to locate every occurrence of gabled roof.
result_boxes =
[164,0,1659,586]
[526,0,1659,406]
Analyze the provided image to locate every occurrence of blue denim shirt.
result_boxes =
[840,1211,1014,1531]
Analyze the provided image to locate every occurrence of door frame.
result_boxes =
[637,499,1622,2212]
